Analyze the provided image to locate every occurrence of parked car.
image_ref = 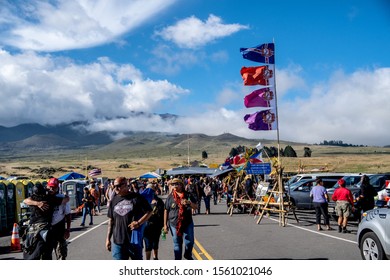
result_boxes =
[286,178,339,209]
[357,207,390,260]
[285,173,348,187]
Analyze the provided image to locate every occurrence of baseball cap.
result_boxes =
[47,178,59,188]
[338,178,346,187]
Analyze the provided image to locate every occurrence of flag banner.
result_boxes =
[232,154,247,166]
[88,168,102,177]
[240,66,273,86]
[244,87,275,108]
[240,43,275,64]
[243,109,277,131]
[249,151,263,163]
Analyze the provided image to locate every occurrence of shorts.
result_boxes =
[335,201,351,218]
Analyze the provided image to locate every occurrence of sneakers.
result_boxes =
[89,222,93,225]
[342,227,350,233]
[80,223,85,227]
[338,225,342,233]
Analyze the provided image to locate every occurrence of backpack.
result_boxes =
[204,185,212,196]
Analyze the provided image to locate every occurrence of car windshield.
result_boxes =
[286,175,299,186]
[330,175,362,190]
[357,174,390,191]
[287,179,314,190]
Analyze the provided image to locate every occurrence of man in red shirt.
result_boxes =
[332,179,355,233]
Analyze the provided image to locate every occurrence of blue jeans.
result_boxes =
[111,241,143,260]
[204,196,211,212]
[169,222,194,260]
[81,206,93,225]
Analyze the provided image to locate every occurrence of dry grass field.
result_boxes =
[1,142,390,180]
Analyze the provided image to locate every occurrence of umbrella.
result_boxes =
[139,172,161,179]
[58,171,86,181]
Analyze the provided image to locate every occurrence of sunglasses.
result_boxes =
[114,183,125,189]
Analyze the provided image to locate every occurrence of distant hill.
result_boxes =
[0,121,326,161]
[0,122,300,160]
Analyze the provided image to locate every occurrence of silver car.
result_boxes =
[357,208,390,260]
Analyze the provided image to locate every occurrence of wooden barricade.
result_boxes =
[226,169,298,226]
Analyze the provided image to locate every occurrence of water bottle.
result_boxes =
[161,228,166,240]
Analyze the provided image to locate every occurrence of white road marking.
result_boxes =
[68,220,108,243]
[266,216,358,244]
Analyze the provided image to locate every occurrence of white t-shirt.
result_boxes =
[52,193,71,226]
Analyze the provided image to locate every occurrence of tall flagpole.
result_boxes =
[272,39,281,163]
[271,39,285,225]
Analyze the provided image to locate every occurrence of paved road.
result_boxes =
[0,198,361,260]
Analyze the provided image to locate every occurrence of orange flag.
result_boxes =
[240,66,273,86]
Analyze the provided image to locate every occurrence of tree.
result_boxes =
[303,147,312,157]
[229,147,239,157]
[284,145,297,157]
[202,150,208,160]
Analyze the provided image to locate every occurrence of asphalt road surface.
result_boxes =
[0,196,361,260]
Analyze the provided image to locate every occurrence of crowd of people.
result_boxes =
[20,174,227,260]
[19,172,387,260]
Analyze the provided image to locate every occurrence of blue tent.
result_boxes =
[139,172,161,179]
[58,171,86,181]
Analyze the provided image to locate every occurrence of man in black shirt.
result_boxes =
[106,176,152,260]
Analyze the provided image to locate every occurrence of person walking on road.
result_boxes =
[49,179,72,260]
[332,179,355,233]
[106,177,152,260]
[143,186,165,260]
[163,178,197,260]
[80,187,94,226]
[310,178,332,231]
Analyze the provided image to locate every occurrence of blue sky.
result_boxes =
[0,0,389,146]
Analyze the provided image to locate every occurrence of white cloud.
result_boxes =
[0,50,188,126]
[1,49,389,147]
[276,64,307,97]
[84,66,390,147]
[279,67,390,146]
[0,0,177,51]
[156,14,249,49]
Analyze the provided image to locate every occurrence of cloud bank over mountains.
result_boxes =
[0,1,389,146]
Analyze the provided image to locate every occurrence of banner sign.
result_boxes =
[245,163,272,175]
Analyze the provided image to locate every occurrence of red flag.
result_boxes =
[233,154,246,165]
[240,66,273,86]
[244,87,275,108]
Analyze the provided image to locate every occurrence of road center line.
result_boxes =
[194,238,214,260]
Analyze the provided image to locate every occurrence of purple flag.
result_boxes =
[240,43,275,64]
[244,87,275,108]
[244,109,277,131]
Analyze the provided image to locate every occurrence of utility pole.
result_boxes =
[187,134,190,166]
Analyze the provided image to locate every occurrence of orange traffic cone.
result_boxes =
[10,223,22,252]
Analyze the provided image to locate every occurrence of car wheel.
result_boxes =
[360,232,386,260]
[330,213,338,222]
